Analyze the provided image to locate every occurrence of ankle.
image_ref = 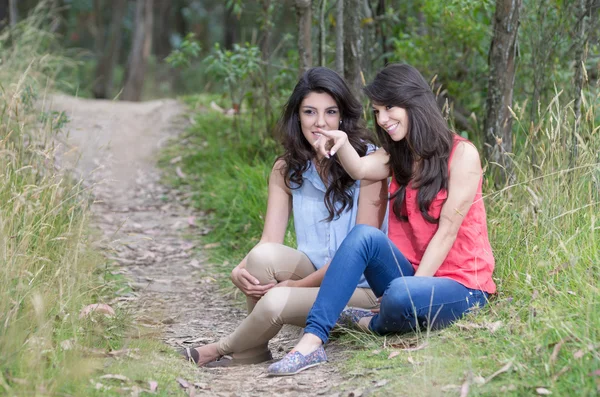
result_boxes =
[293,333,323,356]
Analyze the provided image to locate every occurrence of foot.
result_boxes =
[204,350,273,368]
[179,343,221,366]
[266,346,327,376]
[337,307,375,331]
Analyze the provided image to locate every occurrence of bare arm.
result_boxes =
[314,128,390,181]
[231,159,292,297]
[292,177,388,288]
[415,142,482,277]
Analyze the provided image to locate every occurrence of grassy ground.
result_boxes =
[164,90,599,396]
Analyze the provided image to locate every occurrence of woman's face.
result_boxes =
[299,92,341,147]
[372,104,409,142]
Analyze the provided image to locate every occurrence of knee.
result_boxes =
[382,279,420,320]
[348,224,385,245]
[246,243,280,283]
[252,288,290,324]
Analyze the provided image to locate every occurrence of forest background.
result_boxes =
[0,0,599,395]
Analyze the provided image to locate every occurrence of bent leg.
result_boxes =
[370,277,489,334]
[304,225,414,344]
[217,286,376,356]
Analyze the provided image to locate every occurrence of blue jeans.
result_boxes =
[305,225,489,343]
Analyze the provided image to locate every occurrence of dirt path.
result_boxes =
[47,95,362,397]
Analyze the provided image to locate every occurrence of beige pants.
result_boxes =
[216,243,377,359]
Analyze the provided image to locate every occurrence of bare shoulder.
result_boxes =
[451,140,481,173]
[272,158,287,175]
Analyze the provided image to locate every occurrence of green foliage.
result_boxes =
[165,33,202,69]
[203,43,262,108]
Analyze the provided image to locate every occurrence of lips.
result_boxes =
[385,122,399,134]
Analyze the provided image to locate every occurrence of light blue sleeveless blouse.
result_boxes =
[291,158,382,288]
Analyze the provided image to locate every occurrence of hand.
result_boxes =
[273,279,298,288]
[314,128,348,158]
[371,296,382,313]
[231,266,275,299]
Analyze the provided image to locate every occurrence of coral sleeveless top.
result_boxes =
[388,136,496,293]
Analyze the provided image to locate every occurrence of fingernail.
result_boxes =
[330,150,336,156]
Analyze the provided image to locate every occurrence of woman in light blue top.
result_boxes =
[181,67,386,367]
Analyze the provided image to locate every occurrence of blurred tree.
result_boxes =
[92,0,127,99]
[344,0,364,99]
[153,0,173,61]
[123,0,153,101]
[295,0,312,75]
[0,1,8,31]
[335,0,344,76]
[483,0,522,185]
[223,2,238,49]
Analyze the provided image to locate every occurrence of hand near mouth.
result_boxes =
[314,128,348,158]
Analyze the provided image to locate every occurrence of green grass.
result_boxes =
[164,86,599,395]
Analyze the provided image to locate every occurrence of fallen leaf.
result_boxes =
[176,167,187,179]
[203,243,221,249]
[552,365,570,381]
[187,216,197,227]
[574,350,584,359]
[441,384,461,391]
[387,351,401,359]
[149,381,158,392]
[484,361,513,384]
[79,303,115,319]
[401,342,428,352]
[348,388,363,397]
[373,379,388,388]
[486,321,503,334]
[370,349,381,356]
[407,356,416,365]
[193,382,208,389]
[499,385,517,392]
[473,376,485,385]
[177,378,190,389]
[536,387,552,395]
[549,339,567,365]
[170,156,182,164]
[460,378,470,397]
[60,339,74,351]
[99,374,130,382]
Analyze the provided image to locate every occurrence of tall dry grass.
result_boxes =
[0,5,120,395]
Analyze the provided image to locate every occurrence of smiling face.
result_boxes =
[372,104,409,142]
[299,91,341,147]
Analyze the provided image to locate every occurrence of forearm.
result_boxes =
[414,231,457,277]
[334,141,365,180]
[295,263,329,288]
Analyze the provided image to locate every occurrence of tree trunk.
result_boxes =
[571,0,592,164]
[8,0,16,26]
[344,0,364,100]
[335,0,344,76]
[319,0,327,66]
[123,0,154,102]
[223,4,238,49]
[483,0,522,186]
[0,0,8,32]
[295,0,312,75]
[375,0,388,67]
[153,0,172,61]
[93,0,127,99]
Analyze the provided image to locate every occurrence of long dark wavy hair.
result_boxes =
[364,63,454,223]
[277,67,372,221]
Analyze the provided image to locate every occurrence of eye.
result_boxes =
[385,105,394,110]
[327,109,338,115]
[303,109,315,115]
[372,109,379,115]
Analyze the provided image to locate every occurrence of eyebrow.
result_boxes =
[301,105,339,110]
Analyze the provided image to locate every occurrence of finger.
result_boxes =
[240,269,260,285]
[246,283,275,293]
[313,134,330,158]
[370,308,380,313]
[328,139,346,157]
[316,128,336,137]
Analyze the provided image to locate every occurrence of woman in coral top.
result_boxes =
[267,63,496,376]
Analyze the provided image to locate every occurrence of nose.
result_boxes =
[377,110,388,126]
[315,112,326,128]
